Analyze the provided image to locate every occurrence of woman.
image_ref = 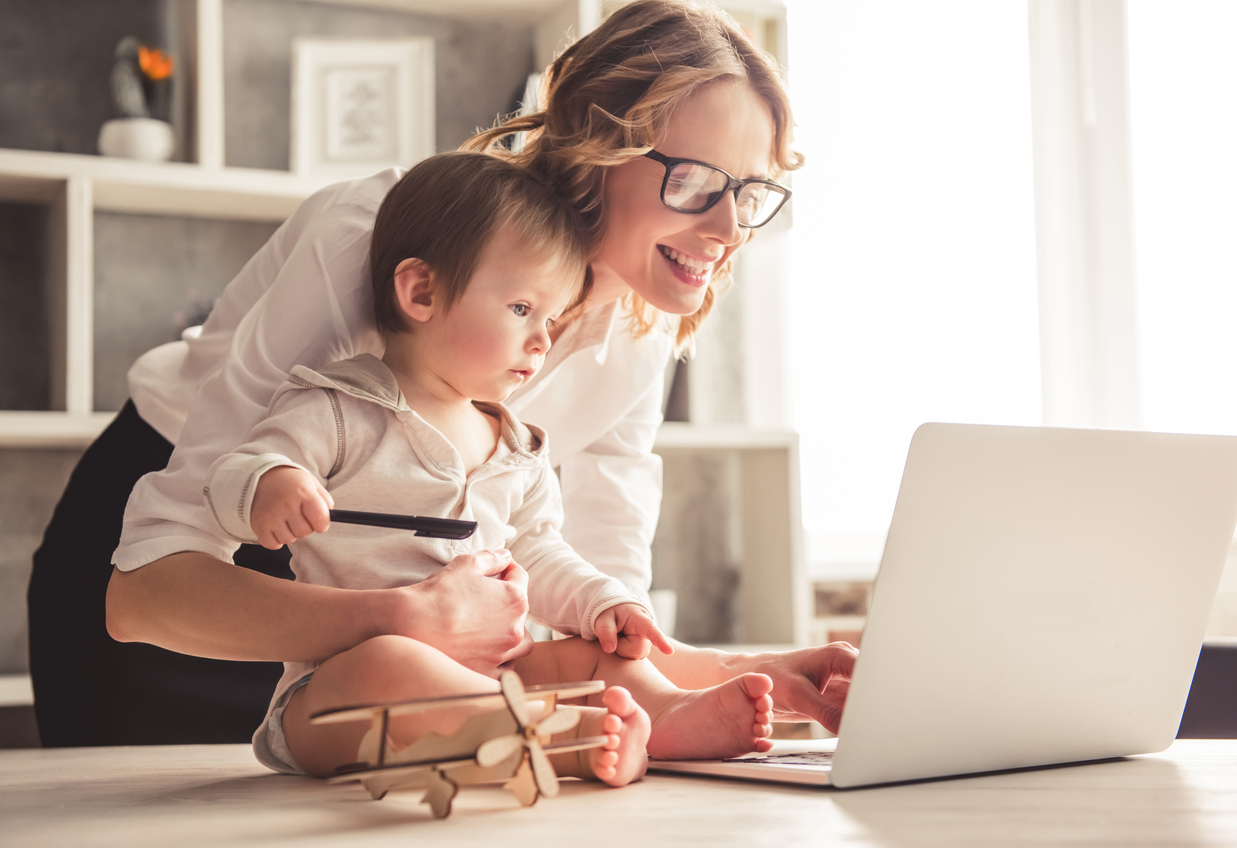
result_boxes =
[30,0,856,747]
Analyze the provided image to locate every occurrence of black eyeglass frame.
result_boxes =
[643,149,791,229]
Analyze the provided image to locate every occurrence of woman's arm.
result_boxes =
[649,639,858,733]
[105,548,533,672]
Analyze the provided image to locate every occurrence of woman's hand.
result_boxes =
[396,549,534,675]
[648,639,858,735]
[249,466,333,550]
[594,602,674,660]
[753,642,858,733]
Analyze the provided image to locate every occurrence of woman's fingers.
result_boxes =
[470,548,514,578]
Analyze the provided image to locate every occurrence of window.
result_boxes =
[785,1,1041,575]
[1128,0,1237,436]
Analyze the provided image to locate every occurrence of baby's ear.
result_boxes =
[392,258,436,324]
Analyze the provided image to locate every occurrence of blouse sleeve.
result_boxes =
[555,368,667,611]
[509,460,648,640]
[112,177,389,571]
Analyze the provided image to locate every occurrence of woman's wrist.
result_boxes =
[371,582,427,642]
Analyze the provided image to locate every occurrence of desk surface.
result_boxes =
[4,740,1237,847]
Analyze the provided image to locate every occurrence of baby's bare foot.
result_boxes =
[646,673,774,760]
[548,686,649,786]
[584,686,650,786]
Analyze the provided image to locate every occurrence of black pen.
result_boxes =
[328,509,477,540]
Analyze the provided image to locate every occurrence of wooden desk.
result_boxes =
[4,741,1237,847]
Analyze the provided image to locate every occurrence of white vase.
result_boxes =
[97,118,175,162]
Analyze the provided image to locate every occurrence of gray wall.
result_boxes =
[0,203,50,411]
[93,212,281,411]
[0,450,82,674]
[0,0,167,155]
[0,0,535,165]
[223,0,535,170]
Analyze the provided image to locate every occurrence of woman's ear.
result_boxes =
[392,258,436,325]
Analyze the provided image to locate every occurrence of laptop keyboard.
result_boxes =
[724,750,835,766]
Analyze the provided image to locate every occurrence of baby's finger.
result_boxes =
[272,522,298,547]
[303,494,331,534]
[594,614,619,653]
[640,620,675,655]
[284,510,315,540]
[615,635,651,660]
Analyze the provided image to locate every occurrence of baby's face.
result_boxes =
[419,225,581,404]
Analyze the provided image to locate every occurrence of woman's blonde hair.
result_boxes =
[463,0,803,352]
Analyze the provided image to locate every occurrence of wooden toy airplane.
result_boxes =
[310,671,609,818]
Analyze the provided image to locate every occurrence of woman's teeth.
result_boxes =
[660,246,712,274]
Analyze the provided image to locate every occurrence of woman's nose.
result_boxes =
[700,190,745,246]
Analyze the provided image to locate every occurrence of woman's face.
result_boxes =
[592,80,777,314]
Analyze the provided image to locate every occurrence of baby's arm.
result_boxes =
[249,466,334,550]
[509,459,671,656]
[204,382,339,548]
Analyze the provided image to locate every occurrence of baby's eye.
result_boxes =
[510,304,530,317]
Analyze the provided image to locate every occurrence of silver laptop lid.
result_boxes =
[831,424,1237,788]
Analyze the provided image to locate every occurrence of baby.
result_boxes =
[205,152,774,785]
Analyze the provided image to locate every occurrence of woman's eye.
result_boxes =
[510,304,529,317]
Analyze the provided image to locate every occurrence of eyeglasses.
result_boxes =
[644,149,791,228]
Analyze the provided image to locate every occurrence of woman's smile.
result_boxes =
[658,245,719,288]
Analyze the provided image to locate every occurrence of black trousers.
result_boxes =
[26,401,294,747]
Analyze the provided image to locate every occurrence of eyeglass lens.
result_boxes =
[663,162,784,226]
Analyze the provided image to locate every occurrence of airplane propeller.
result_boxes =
[475,671,583,802]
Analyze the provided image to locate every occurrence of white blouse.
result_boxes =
[113,168,674,606]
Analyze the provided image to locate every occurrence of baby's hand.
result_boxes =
[595,603,674,660]
[250,466,334,550]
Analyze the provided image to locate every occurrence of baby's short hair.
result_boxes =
[370,151,591,335]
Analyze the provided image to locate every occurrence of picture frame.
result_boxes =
[292,38,434,178]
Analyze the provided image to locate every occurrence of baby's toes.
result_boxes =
[601,712,623,737]
[739,673,775,700]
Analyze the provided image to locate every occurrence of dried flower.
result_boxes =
[139,45,174,81]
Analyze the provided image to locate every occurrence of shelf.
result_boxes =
[0,675,33,708]
[301,0,574,19]
[655,423,797,451]
[0,412,115,448]
[0,414,799,452]
[0,149,336,223]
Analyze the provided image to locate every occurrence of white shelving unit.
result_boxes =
[654,424,807,646]
[0,0,806,646]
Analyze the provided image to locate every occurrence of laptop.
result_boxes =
[649,423,1237,788]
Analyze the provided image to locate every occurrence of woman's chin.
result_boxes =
[641,284,710,316]
[630,268,712,315]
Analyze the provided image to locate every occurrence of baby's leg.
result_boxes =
[514,640,774,760]
[281,635,648,785]
[281,635,498,777]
